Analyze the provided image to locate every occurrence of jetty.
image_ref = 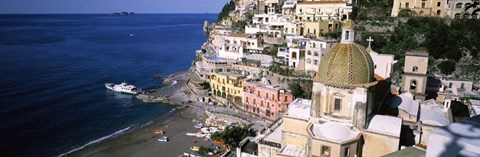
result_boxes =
[137,71,189,104]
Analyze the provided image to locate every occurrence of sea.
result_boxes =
[0,14,216,157]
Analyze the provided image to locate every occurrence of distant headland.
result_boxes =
[109,12,135,16]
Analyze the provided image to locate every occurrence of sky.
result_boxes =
[0,0,230,14]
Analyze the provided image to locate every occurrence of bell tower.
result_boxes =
[401,51,429,100]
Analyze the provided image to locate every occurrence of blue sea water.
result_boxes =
[0,14,216,157]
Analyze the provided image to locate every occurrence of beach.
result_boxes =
[71,71,214,157]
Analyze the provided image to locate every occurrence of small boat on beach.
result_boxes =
[105,82,141,95]
[157,136,168,142]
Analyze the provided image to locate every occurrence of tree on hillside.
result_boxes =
[211,125,249,149]
[217,0,236,21]
[437,60,456,75]
[288,83,304,98]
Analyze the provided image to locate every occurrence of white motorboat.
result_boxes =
[105,82,141,95]
[157,136,168,142]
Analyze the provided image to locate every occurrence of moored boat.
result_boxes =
[105,82,141,95]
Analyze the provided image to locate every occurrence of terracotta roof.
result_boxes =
[298,1,347,5]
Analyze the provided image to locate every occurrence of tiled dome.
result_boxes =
[317,43,375,87]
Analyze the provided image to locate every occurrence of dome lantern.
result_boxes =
[341,20,355,44]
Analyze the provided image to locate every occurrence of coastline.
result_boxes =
[69,70,213,157]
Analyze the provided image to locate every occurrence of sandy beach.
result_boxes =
[71,70,214,157]
[71,106,212,157]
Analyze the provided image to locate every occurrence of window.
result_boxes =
[245,97,249,103]
[307,58,311,64]
[344,147,350,157]
[272,95,275,100]
[437,10,441,15]
[405,2,410,8]
[422,2,426,8]
[261,100,264,107]
[437,2,441,7]
[314,60,318,65]
[307,50,312,55]
[456,3,462,9]
[449,82,453,88]
[321,146,331,157]
[461,83,465,89]
[411,80,417,90]
[284,96,288,102]
[257,91,260,96]
[292,52,297,59]
[314,51,319,56]
[253,99,256,105]
[267,102,270,108]
[334,98,341,111]
[374,65,377,69]
[266,93,269,99]
[345,31,349,40]
[278,104,282,108]
[412,66,418,72]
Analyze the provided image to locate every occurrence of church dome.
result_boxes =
[316,41,376,87]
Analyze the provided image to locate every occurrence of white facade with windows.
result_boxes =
[304,39,335,73]
[218,34,263,60]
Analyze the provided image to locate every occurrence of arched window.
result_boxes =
[292,52,297,59]
[464,13,470,19]
[473,13,478,19]
[412,66,418,72]
[314,60,318,65]
[314,51,319,56]
[410,80,417,90]
[456,3,463,9]
[465,3,472,8]
[307,58,311,64]
[307,50,311,55]
[437,10,441,15]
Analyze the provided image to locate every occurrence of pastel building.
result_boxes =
[295,0,352,38]
[209,72,246,103]
[391,0,449,17]
[243,80,294,120]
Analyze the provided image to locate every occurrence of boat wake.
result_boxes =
[57,127,131,157]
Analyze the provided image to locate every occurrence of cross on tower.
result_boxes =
[367,36,374,48]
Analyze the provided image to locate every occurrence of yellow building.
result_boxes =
[391,0,449,17]
[295,1,351,38]
[209,72,245,103]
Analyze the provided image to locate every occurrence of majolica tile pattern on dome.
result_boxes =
[317,43,375,87]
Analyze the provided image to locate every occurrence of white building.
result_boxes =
[218,34,263,60]
[368,47,398,80]
[304,38,335,73]
[245,13,297,38]
[426,115,480,157]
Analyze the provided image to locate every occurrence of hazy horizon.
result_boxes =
[0,0,229,14]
